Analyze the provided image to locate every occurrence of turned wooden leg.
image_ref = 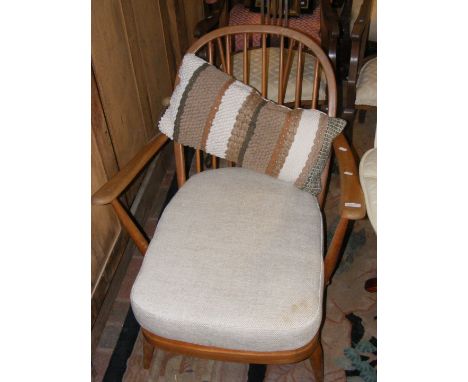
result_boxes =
[309,339,324,382]
[143,336,155,369]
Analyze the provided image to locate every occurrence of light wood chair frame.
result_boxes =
[92,25,365,382]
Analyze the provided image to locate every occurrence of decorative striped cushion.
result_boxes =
[159,53,346,195]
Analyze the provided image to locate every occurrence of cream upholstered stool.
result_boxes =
[131,167,324,352]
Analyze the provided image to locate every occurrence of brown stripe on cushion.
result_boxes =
[241,102,289,173]
[265,108,303,177]
[299,117,347,194]
[177,65,232,147]
[173,63,209,141]
[295,113,328,189]
[225,90,263,162]
[200,78,236,151]
[237,99,268,165]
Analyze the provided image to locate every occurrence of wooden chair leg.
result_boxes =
[247,364,267,382]
[358,109,367,124]
[309,339,324,382]
[143,336,155,369]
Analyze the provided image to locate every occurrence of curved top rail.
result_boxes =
[187,24,337,117]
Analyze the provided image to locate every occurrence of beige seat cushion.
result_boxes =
[356,57,377,107]
[233,47,327,104]
[359,148,377,231]
[131,167,324,352]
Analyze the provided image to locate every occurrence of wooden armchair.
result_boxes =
[195,0,341,109]
[92,25,365,382]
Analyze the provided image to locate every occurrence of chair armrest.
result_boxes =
[333,133,366,220]
[92,133,169,205]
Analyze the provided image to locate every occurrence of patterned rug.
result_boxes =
[118,113,377,382]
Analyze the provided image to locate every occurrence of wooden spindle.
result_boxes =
[278,35,285,104]
[208,40,214,64]
[216,37,226,70]
[174,142,186,188]
[294,42,304,108]
[262,33,268,97]
[271,0,277,26]
[312,59,320,110]
[261,0,265,24]
[212,155,218,169]
[226,35,232,75]
[266,0,270,25]
[282,39,295,100]
[243,33,249,84]
[284,0,288,26]
[195,149,202,173]
[277,0,283,26]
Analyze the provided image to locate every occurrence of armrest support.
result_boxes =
[92,133,169,205]
[347,0,372,83]
[333,133,366,220]
[320,0,340,66]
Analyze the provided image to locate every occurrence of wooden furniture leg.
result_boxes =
[143,335,155,369]
[358,109,367,124]
[309,339,324,382]
[247,364,267,382]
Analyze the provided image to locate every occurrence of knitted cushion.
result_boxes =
[159,53,346,195]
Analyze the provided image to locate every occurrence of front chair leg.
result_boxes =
[247,364,267,382]
[309,339,324,382]
[143,335,155,369]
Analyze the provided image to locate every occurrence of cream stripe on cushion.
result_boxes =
[278,110,320,182]
[159,54,206,138]
[206,81,253,157]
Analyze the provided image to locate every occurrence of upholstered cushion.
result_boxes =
[356,57,377,106]
[159,53,346,195]
[232,47,327,104]
[359,148,377,231]
[131,167,324,352]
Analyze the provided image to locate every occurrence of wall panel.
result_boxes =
[91,0,204,326]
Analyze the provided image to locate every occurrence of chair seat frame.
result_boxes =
[92,25,366,382]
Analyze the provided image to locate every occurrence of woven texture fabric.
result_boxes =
[356,57,377,106]
[131,167,324,352]
[228,4,321,51]
[159,53,346,195]
[232,47,327,103]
